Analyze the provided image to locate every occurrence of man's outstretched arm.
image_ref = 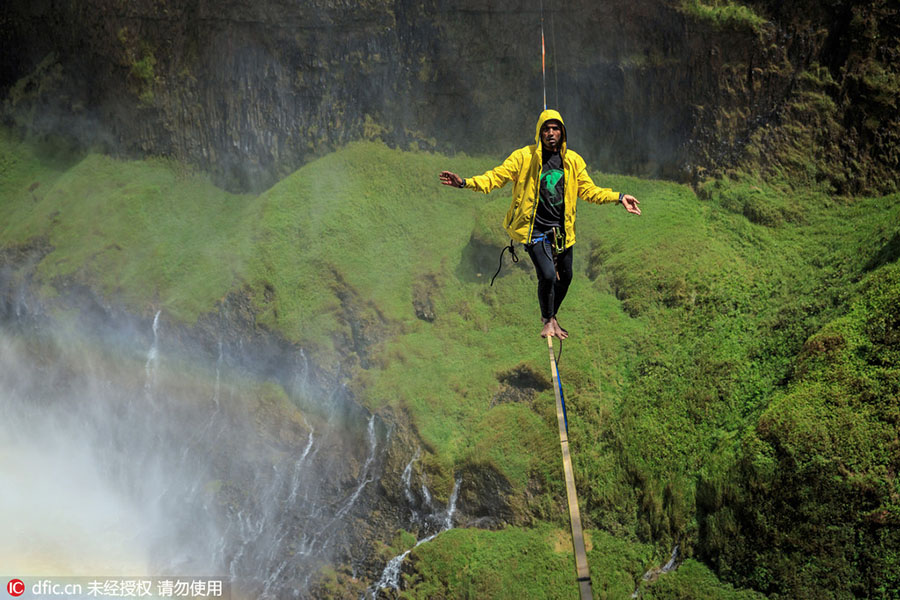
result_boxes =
[574,154,641,216]
[439,149,523,194]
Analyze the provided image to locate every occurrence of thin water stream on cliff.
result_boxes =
[367,472,461,599]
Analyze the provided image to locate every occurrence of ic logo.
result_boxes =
[6,579,25,597]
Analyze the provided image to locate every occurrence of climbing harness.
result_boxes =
[490,241,519,286]
[546,335,592,599]
[529,227,565,281]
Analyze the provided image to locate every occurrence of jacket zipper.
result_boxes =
[526,148,542,244]
[526,179,540,243]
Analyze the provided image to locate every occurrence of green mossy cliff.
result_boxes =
[2,129,898,597]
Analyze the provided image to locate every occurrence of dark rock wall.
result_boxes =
[2,0,897,193]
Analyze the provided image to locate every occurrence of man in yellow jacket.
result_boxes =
[440,109,641,339]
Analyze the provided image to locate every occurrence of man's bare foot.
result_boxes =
[540,318,555,338]
[552,317,569,340]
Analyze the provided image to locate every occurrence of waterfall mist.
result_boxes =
[0,297,391,599]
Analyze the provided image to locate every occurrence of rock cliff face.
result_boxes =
[2,0,897,193]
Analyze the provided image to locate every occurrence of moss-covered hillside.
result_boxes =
[1,129,898,598]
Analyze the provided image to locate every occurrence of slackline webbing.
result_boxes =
[546,335,593,600]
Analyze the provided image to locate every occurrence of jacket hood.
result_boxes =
[534,109,567,154]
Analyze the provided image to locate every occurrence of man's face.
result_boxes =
[541,120,562,151]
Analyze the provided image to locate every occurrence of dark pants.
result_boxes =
[526,237,573,320]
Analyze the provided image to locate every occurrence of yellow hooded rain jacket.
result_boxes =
[465,110,620,248]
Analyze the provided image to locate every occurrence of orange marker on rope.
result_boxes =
[541,29,547,110]
[541,25,547,110]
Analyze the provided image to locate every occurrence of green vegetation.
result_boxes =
[698,261,900,596]
[679,1,766,33]
[401,527,576,600]
[118,27,158,105]
[0,130,257,323]
[402,528,767,599]
[401,526,656,600]
[3,54,66,132]
[1,128,898,598]
[640,560,766,599]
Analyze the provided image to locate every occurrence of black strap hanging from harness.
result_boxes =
[491,227,563,285]
[490,241,519,286]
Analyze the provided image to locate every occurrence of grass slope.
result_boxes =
[0,130,257,323]
[2,129,898,598]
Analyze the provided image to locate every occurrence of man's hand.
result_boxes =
[621,194,641,215]
[439,171,464,188]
